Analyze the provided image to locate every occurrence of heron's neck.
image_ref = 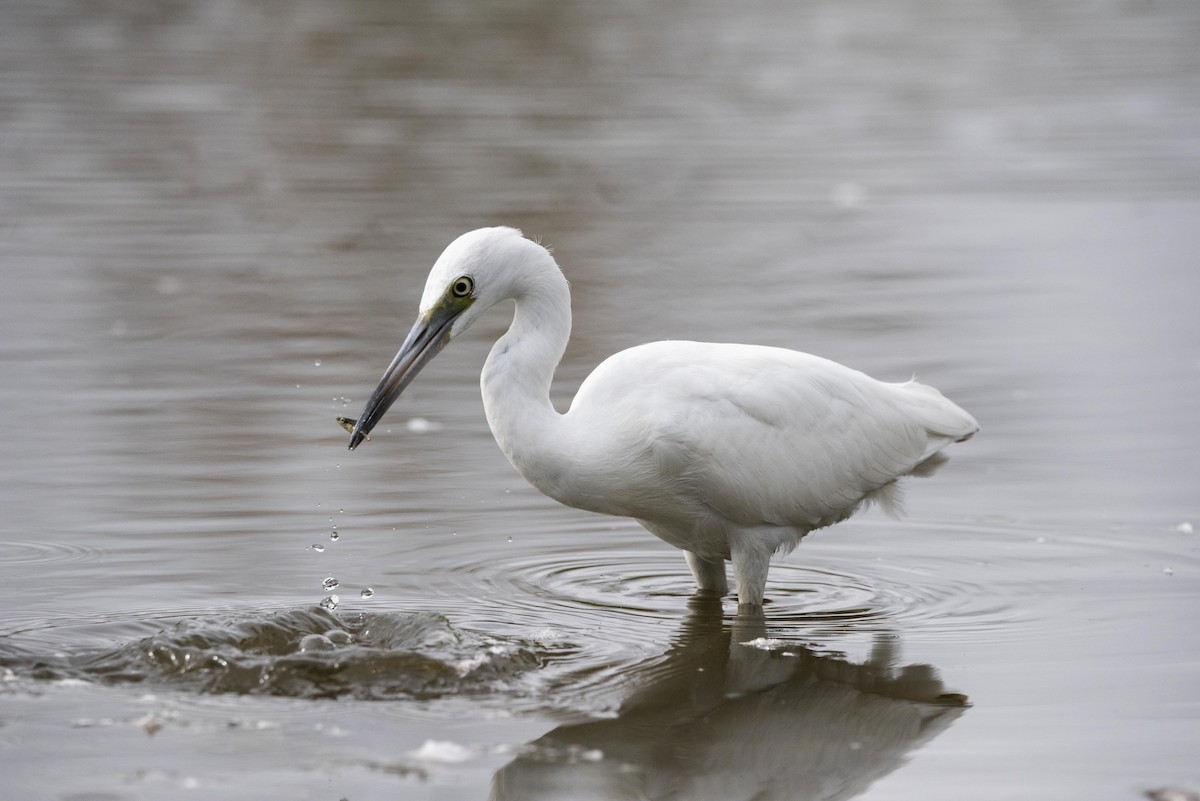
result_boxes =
[480,270,572,482]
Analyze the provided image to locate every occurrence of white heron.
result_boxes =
[348,227,978,610]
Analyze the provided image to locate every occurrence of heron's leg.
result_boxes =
[730,537,770,611]
[684,551,728,596]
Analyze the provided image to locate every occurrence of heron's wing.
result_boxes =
[579,342,974,530]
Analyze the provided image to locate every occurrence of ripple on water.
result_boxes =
[387,517,1183,656]
[0,539,108,566]
[4,520,1187,716]
[409,539,1008,640]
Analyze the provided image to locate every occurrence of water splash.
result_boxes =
[0,608,542,701]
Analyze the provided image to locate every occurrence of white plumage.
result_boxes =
[349,227,978,610]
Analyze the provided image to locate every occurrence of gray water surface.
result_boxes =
[1,1,1198,799]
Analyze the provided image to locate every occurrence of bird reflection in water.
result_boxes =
[490,599,967,801]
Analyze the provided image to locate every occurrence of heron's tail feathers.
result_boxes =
[895,379,980,447]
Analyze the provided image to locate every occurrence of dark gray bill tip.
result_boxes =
[343,304,458,455]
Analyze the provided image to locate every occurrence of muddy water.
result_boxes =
[1,1,1198,799]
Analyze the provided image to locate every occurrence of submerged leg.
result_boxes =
[730,536,772,611]
[684,551,728,597]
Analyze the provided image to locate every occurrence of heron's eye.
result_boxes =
[451,276,474,298]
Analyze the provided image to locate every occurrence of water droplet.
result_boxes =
[330,530,340,541]
[299,633,334,652]
[313,359,321,367]
[360,588,374,598]
[309,544,325,553]
[339,508,344,514]
[507,536,513,543]
[319,594,339,610]
[323,576,339,590]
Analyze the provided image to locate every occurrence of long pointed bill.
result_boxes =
[348,305,459,449]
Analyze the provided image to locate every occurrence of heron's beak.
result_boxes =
[348,303,459,450]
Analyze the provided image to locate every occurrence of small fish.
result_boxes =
[336,417,369,441]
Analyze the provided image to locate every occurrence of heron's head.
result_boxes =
[347,227,554,449]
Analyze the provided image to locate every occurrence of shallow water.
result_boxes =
[2,1,1198,798]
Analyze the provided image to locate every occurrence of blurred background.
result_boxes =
[1,1,1198,799]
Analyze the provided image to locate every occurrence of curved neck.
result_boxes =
[480,268,572,482]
